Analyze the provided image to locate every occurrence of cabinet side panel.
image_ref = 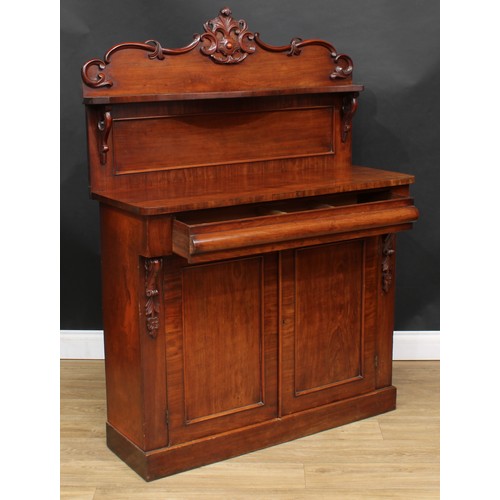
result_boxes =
[100,205,144,447]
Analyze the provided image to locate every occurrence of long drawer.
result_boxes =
[172,190,418,262]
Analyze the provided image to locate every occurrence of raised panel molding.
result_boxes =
[60,330,440,360]
[162,254,278,445]
[294,241,365,394]
[112,107,334,175]
[180,258,264,424]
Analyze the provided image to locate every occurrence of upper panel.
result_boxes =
[82,7,361,103]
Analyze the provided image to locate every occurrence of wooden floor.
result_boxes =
[61,360,439,499]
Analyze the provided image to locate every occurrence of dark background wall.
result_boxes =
[61,0,439,330]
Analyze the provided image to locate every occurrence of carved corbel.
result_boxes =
[381,234,395,293]
[341,92,359,143]
[145,258,162,338]
[97,108,113,165]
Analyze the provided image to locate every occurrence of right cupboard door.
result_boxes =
[280,238,378,415]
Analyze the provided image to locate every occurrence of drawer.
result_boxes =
[172,190,418,262]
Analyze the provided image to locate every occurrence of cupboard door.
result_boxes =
[164,254,278,445]
[281,239,377,415]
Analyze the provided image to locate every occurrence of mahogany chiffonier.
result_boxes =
[81,7,418,481]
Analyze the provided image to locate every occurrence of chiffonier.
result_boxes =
[81,7,418,481]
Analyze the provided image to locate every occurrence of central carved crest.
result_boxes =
[199,7,256,64]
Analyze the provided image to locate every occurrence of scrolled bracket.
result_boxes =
[341,92,359,143]
[381,234,396,293]
[145,258,162,339]
[97,109,113,165]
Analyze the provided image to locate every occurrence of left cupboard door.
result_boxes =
[164,254,279,445]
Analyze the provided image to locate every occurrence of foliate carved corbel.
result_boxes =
[341,92,359,143]
[381,234,395,293]
[98,109,112,165]
[145,258,162,339]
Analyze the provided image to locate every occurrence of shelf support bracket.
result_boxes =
[341,92,359,143]
[98,108,113,165]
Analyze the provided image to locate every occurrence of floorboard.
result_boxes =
[60,360,439,499]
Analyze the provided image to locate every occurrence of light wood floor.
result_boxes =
[61,360,439,499]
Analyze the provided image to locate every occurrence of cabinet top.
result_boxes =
[92,166,415,215]
[81,7,360,103]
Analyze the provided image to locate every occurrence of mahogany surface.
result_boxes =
[165,254,279,445]
[91,165,414,215]
[83,84,364,105]
[81,7,418,481]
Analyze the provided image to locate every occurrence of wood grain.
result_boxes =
[280,239,378,415]
[163,254,279,445]
[182,258,264,422]
[80,7,419,484]
[99,206,144,447]
[112,107,334,174]
[83,85,365,105]
[99,206,170,451]
[81,5,357,101]
[91,166,415,215]
[172,194,417,262]
[61,360,439,498]
[294,241,364,392]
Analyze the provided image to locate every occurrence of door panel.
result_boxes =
[182,258,264,423]
[165,254,278,444]
[295,242,364,393]
[281,239,377,415]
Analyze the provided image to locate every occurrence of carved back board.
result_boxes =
[81,7,362,203]
[82,7,356,102]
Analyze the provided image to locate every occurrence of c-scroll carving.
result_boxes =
[145,258,162,339]
[253,34,353,80]
[81,59,113,88]
[341,92,359,143]
[381,234,395,293]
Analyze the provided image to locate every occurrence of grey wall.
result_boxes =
[61,0,439,330]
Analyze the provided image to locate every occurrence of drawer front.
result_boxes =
[172,194,418,263]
